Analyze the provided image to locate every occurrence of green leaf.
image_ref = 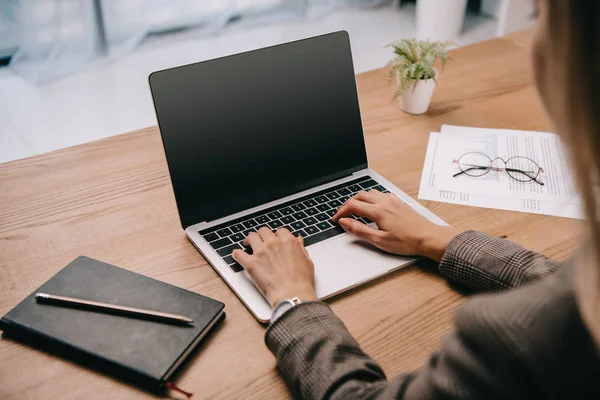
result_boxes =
[386,37,454,98]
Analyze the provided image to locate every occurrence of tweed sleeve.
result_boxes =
[265,301,410,400]
[265,297,545,400]
[438,230,561,292]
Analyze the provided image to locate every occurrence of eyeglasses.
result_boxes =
[452,152,545,186]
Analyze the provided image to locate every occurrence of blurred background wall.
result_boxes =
[0,0,535,163]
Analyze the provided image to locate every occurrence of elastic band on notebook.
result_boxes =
[166,381,193,398]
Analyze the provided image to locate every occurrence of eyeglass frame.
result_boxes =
[452,152,545,186]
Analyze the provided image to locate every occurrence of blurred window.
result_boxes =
[0,0,19,64]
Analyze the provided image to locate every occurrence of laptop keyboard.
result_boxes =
[199,175,389,273]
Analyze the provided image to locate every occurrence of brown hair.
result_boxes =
[545,1,600,248]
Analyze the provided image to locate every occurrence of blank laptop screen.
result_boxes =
[149,31,367,228]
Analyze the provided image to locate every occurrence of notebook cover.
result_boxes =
[0,256,225,392]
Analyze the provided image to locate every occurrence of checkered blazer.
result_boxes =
[265,231,600,399]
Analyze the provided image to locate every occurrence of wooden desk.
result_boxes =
[0,29,581,399]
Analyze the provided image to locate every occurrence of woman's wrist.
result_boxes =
[419,226,462,262]
[268,287,318,308]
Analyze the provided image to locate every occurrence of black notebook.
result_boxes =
[0,256,225,394]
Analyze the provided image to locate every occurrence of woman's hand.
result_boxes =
[232,227,318,307]
[332,190,461,262]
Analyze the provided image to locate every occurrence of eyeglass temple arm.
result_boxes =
[452,163,545,186]
[452,167,487,178]
[505,167,545,186]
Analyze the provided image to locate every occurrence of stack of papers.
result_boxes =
[418,125,583,219]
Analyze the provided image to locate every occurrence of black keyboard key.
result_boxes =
[223,255,235,265]
[217,243,241,257]
[338,188,351,195]
[209,237,232,249]
[292,230,306,237]
[242,244,253,255]
[326,192,340,200]
[339,195,350,202]
[292,211,307,220]
[304,226,345,247]
[255,224,268,232]
[303,199,317,207]
[280,215,295,224]
[315,195,328,204]
[203,232,219,242]
[328,199,342,208]
[316,203,330,212]
[267,211,283,219]
[305,226,319,235]
[371,185,387,192]
[348,184,362,192]
[230,233,245,242]
[359,179,378,189]
[243,219,258,229]
[268,219,283,229]
[305,207,319,216]
[316,221,332,230]
[243,228,256,237]
[325,209,337,217]
[230,224,244,233]
[315,213,329,222]
[303,216,318,225]
[280,207,294,215]
[290,221,306,230]
[291,203,306,211]
[229,263,244,273]
[280,225,292,232]
[256,215,270,224]
[217,227,232,237]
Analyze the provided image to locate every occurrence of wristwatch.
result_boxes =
[270,297,302,324]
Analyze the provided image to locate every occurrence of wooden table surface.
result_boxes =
[0,29,582,399]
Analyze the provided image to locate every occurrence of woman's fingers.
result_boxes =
[276,228,309,256]
[333,198,379,222]
[257,226,276,242]
[351,190,381,204]
[232,248,252,267]
[296,236,310,258]
[338,218,385,244]
[275,227,294,240]
[244,231,264,250]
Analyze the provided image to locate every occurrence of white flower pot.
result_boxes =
[397,70,437,115]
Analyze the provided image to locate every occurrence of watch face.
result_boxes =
[270,300,296,323]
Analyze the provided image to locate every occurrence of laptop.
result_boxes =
[148,31,446,322]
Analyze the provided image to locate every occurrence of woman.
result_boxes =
[231,1,600,398]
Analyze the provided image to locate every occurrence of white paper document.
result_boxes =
[418,126,584,219]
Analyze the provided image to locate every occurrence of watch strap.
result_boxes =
[270,297,302,324]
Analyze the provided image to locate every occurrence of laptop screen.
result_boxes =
[150,31,368,228]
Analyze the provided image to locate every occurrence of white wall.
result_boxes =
[482,0,536,36]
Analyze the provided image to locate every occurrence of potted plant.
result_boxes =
[386,39,454,114]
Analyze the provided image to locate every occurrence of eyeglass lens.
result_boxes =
[457,152,492,177]
[505,157,540,182]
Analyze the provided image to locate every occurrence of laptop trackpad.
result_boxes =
[307,233,414,298]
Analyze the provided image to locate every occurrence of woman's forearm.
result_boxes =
[265,302,396,399]
[438,230,562,292]
[265,296,536,399]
